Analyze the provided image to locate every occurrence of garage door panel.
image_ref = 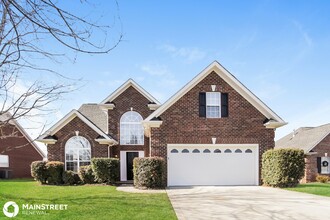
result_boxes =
[168,145,258,186]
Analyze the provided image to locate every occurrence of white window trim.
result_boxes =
[65,136,91,172]
[0,155,9,168]
[206,92,221,118]
[120,151,144,181]
[120,111,144,145]
[321,157,330,174]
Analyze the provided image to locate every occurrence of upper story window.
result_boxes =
[0,155,9,167]
[120,111,144,145]
[206,92,220,118]
[199,92,228,118]
[65,136,91,172]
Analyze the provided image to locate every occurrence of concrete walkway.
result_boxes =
[166,186,330,220]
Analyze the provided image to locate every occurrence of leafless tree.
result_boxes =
[0,0,122,151]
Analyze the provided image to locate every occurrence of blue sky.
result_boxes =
[20,1,330,152]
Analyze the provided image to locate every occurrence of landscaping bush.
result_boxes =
[46,161,64,185]
[63,170,81,185]
[133,157,165,189]
[316,175,330,183]
[262,148,305,188]
[91,158,119,184]
[79,165,96,184]
[31,161,48,184]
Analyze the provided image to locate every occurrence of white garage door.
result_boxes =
[168,144,259,186]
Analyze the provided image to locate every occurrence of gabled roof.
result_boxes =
[0,112,46,158]
[275,123,330,153]
[78,104,108,133]
[144,61,286,128]
[37,110,117,145]
[101,79,161,105]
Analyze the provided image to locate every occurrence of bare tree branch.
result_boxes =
[0,0,122,153]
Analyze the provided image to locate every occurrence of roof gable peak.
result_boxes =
[144,60,286,128]
[101,78,160,105]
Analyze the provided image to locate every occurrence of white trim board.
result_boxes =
[101,79,161,105]
[145,61,286,128]
[120,151,144,181]
[37,110,117,144]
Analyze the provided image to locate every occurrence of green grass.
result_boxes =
[0,179,177,220]
[285,182,330,197]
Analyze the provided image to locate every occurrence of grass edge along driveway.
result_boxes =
[285,182,330,197]
[0,179,177,220]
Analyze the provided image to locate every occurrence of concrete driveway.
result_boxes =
[166,186,330,220]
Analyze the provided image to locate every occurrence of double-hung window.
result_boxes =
[206,92,221,118]
[199,92,228,118]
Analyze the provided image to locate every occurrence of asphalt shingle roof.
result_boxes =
[275,123,330,153]
[78,104,108,133]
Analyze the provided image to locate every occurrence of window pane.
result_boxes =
[79,149,91,161]
[206,92,220,106]
[66,162,78,172]
[206,92,220,118]
[0,155,9,167]
[65,136,91,172]
[80,162,90,167]
[120,111,144,145]
[206,106,220,118]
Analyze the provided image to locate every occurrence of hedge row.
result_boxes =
[31,158,120,185]
[91,158,120,184]
[133,157,165,189]
[262,148,305,187]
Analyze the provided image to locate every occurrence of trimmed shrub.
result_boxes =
[31,161,48,184]
[316,175,330,183]
[63,170,81,185]
[262,148,305,187]
[133,157,165,189]
[46,161,64,185]
[79,165,96,184]
[91,158,119,184]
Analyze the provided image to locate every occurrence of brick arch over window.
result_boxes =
[65,136,91,172]
[120,111,144,145]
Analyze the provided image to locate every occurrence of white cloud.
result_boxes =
[158,44,206,63]
[141,63,170,76]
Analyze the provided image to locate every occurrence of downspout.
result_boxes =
[108,145,110,158]
[149,131,152,157]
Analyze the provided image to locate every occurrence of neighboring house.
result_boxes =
[276,124,330,182]
[37,61,286,186]
[0,113,45,178]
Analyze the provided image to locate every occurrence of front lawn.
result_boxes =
[285,182,330,197]
[0,179,176,220]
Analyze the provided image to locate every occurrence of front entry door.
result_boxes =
[126,152,139,180]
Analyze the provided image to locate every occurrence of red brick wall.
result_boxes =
[108,86,154,158]
[48,86,154,164]
[150,71,275,184]
[304,134,330,182]
[0,124,43,178]
[47,117,108,163]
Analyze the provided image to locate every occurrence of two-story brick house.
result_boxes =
[37,61,286,186]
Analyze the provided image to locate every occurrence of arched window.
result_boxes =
[120,111,144,145]
[65,136,91,172]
